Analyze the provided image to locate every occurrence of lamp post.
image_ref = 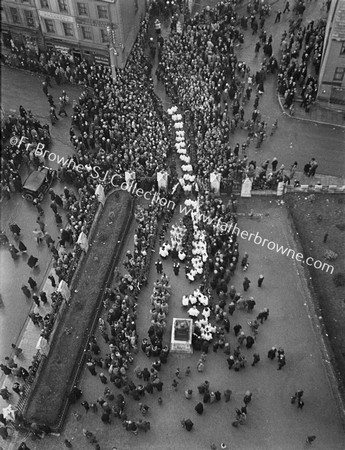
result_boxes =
[107,26,118,83]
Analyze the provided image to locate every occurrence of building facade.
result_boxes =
[317,0,345,109]
[1,0,146,68]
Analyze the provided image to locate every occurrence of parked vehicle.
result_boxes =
[22,166,56,202]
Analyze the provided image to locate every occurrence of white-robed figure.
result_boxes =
[202,306,211,319]
[182,295,190,306]
[188,305,199,318]
[170,223,187,252]
[178,249,186,261]
[159,241,171,259]
[191,256,204,275]
[187,268,197,282]
[201,330,213,341]
[195,317,208,328]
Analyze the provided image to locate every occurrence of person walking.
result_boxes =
[44,232,55,248]
[258,275,264,287]
[246,335,255,349]
[234,324,242,336]
[272,157,278,172]
[297,398,304,409]
[36,216,46,232]
[173,261,180,275]
[50,200,58,214]
[50,106,59,124]
[54,192,64,208]
[32,294,40,307]
[21,285,31,298]
[251,353,260,366]
[86,360,97,376]
[0,363,12,376]
[11,344,23,357]
[267,347,277,359]
[227,355,235,370]
[33,228,44,244]
[154,19,161,36]
[27,255,39,269]
[9,222,21,237]
[283,1,290,12]
[243,277,251,291]
[308,158,318,177]
[185,389,193,399]
[55,212,63,226]
[195,402,204,415]
[81,401,90,413]
[18,241,27,253]
[48,274,56,287]
[224,389,232,402]
[277,352,286,370]
[40,291,48,304]
[58,96,68,117]
[0,386,11,401]
[9,244,20,259]
[28,277,37,290]
[99,373,108,384]
[254,41,261,55]
[243,390,252,405]
[48,94,55,108]
[42,81,49,96]
[182,418,193,431]
[155,259,163,274]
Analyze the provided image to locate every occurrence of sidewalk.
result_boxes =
[0,268,58,415]
[294,171,345,187]
[278,95,345,128]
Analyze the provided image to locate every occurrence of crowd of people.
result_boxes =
[277,18,326,112]
[0,110,51,201]
[0,0,329,447]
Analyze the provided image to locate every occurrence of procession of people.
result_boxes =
[0,0,333,447]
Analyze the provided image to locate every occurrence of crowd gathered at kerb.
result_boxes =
[0,0,326,446]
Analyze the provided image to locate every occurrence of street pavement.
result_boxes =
[0,67,83,368]
[1,0,345,448]
[16,197,345,450]
[150,0,345,178]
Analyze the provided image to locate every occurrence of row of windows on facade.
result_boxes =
[9,1,110,21]
[41,0,110,18]
[44,19,109,41]
[9,9,110,42]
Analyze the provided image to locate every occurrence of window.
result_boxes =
[40,0,49,8]
[77,2,88,16]
[97,5,108,19]
[58,0,68,12]
[9,7,20,24]
[63,22,74,37]
[81,26,92,40]
[100,29,108,43]
[333,67,345,82]
[44,19,55,33]
[340,42,345,55]
[24,10,35,27]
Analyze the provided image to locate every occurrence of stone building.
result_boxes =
[1,0,146,68]
[318,0,345,109]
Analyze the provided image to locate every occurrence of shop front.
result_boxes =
[1,24,39,54]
